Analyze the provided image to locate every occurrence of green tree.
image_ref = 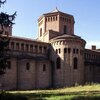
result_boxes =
[0,0,16,75]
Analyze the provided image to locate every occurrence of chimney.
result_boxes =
[91,45,96,50]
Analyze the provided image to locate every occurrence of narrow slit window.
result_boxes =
[64,48,67,53]
[73,57,78,69]
[26,62,30,70]
[43,64,46,71]
[56,57,61,69]
[40,28,42,37]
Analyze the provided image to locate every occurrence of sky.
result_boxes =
[1,0,100,49]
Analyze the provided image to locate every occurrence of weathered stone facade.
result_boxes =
[0,9,100,90]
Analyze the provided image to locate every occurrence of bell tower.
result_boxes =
[38,8,75,42]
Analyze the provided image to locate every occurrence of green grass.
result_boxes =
[0,84,100,100]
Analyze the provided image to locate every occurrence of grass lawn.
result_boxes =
[0,84,100,100]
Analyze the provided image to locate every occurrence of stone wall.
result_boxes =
[50,36,85,87]
[17,59,36,90]
[0,58,17,90]
[36,61,51,89]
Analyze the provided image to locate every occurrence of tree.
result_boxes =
[0,0,16,75]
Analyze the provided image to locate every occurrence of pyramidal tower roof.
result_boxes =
[52,7,59,13]
[43,8,73,17]
[38,8,74,21]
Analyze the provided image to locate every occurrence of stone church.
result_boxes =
[0,9,100,90]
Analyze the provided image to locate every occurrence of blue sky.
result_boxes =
[1,0,100,48]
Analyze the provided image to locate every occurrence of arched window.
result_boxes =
[40,28,42,37]
[26,62,30,70]
[21,43,24,51]
[26,44,29,51]
[56,16,57,20]
[68,48,71,54]
[73,57,78,69]
[64,25,67,34]
[16,43,19,50]
[59,48,61,54]
[76,49,79,54]
[43,64,46,71]
[53,16,55,21]
[56,57,61,69]
[34,45,37,53]
[48,17,50,21]
[73,48,75,54]
[51,17,52,21]
[39,46,42,53]
[44,46,47,54]
[64,48,67,53]
[30,45,33,52]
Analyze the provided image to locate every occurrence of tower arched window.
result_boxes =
[51,17,52,21]
[56,16,57,20]
[73,57,78,69]
[48,17,50,21]
[56,57,61,69]
[40,28,42,37]
[64,25,67,34]
[53,17,55,21]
